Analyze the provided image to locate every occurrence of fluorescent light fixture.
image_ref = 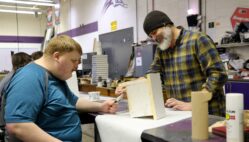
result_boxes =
[54,3,60,9]
[31,0,54,3]
[0,9,42,14]
[0,4,40,10]
[0,0,56,7]
[187,9,194,15]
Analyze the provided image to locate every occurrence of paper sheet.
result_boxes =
[96,109,191,142]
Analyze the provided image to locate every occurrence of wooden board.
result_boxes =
[119,73,166,120]
[191,91,212,140]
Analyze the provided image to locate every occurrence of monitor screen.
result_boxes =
[99,27,134,79]
[82,52,96,75]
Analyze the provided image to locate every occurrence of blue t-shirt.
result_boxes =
[5,63,82,142]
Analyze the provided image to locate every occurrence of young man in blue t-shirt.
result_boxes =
[5,35,118,142]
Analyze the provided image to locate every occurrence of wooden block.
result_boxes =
[119,73,166,120]
[191,91,212,140]
[245,110,249,128]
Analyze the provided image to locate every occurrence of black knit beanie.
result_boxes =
[143,10,174,36]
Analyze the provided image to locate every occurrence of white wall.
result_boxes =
[205,0,249,43]
[0,12,47,71]
[204,0,249,60]
[73,32,99,54]
[1,0,249,70]
[59,0,193,52]
[58,0,71,33]
[137,0,196,42]
[59,0,137,54]
[58,0,103,33]
[0,13,46,37]
[136,0,149,42]
[0,46,40,71]
[154,0,189,28]
[59,0,248,64]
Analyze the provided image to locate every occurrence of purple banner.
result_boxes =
[0,36,44,43]
[0,21,98,43]
[59,21,98,37]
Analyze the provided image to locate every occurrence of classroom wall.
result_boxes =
[57,0,249,66]
[204,0,249,43]
[0,13,46,36]
[58,0,194,53]
[1,0,249,71]
[204,0,249,60]
[58,0,137,54]
[0,12,47,71]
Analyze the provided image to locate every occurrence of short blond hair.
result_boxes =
[44,35,82,56]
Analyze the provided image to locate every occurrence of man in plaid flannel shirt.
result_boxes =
[143,10,227,116]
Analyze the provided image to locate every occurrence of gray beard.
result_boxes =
[158,37,171,51]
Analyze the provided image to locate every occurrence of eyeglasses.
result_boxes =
[149,28,159,39]
[149,24,171,38]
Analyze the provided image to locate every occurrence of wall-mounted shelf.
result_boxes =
[217,43,249,48]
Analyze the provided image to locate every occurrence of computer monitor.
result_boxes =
[99,27,134,79]
[82,52,96,75]
[133,44,156,77]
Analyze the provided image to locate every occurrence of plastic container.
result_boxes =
[226,93,244,142]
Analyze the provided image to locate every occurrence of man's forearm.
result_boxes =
[6,122,61,142]
[206,71,228,92]
[76,98,102,112]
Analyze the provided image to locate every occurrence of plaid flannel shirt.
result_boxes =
[148,29,228,116]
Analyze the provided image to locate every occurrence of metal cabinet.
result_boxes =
[225,81,249,109]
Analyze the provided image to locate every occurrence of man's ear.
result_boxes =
[52,52,61,62]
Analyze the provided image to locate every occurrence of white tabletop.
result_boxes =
[78,93,192,142]
[96,108,191,142]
